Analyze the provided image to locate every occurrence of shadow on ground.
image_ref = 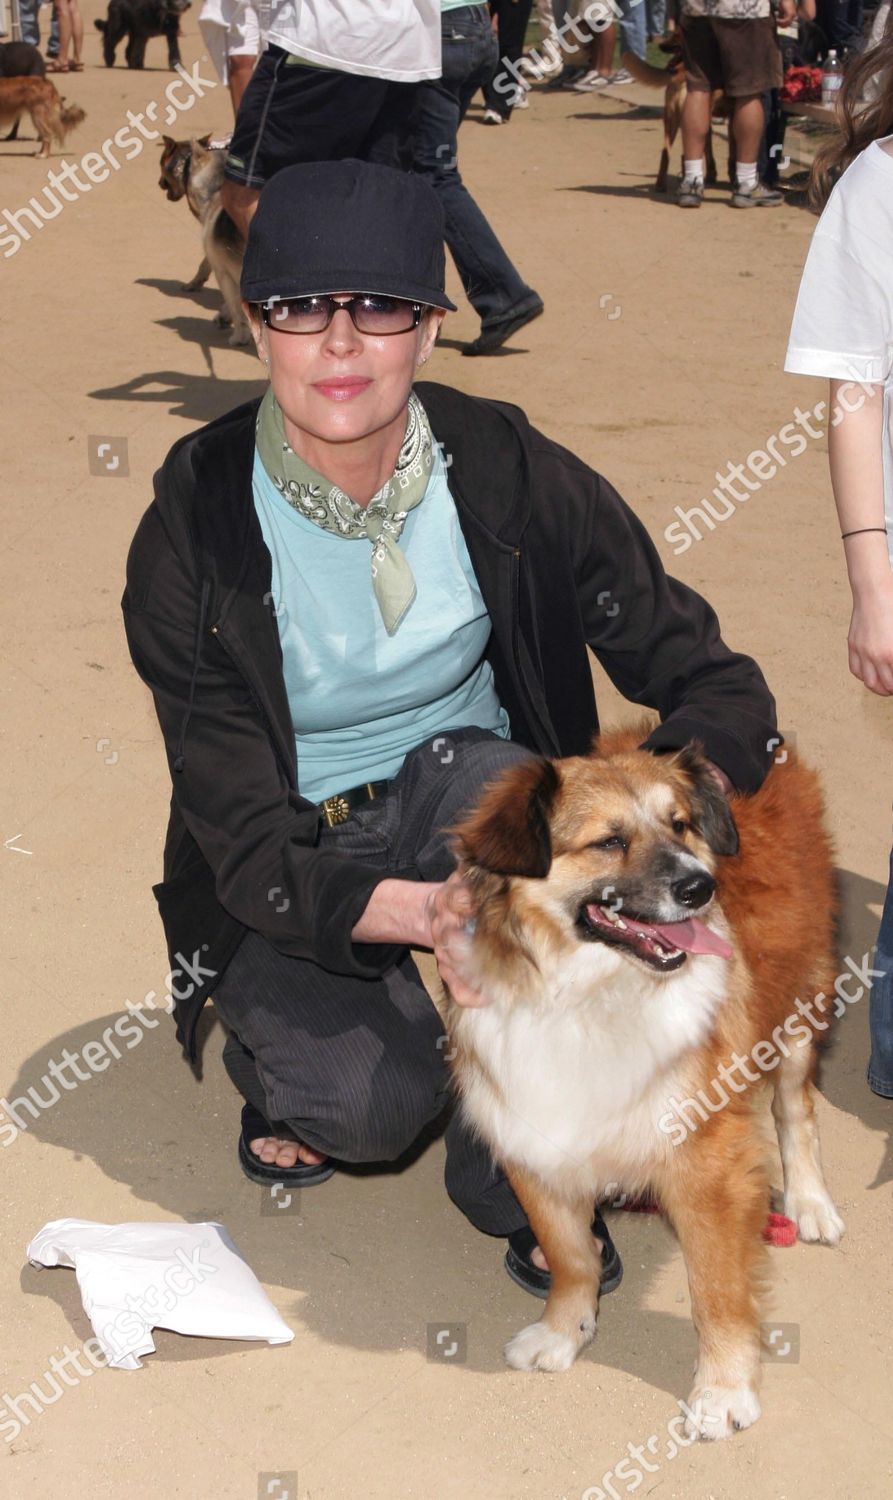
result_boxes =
[9,868,889,1381]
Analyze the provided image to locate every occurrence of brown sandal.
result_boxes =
[47,61,70,71]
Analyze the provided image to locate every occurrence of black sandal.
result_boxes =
[504,1208,623,1299]
[238,1103,335,1188]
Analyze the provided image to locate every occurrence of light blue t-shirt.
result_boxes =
[252,444,510,803]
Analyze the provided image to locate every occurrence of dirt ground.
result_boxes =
[2,10,892,1500]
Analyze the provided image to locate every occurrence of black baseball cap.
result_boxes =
[241,159,457,312]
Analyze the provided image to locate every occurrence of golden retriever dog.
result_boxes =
[0,76,85,159]
[443,726,844,1439]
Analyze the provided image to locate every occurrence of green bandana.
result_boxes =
[256,388,434,634]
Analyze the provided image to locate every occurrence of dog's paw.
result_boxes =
[504,1321,586,1373]
[214,309,233,328]
[786,1189,845,1245]
[182,276,205,292]
[227,325,252,347]
[683,1384,761,1441]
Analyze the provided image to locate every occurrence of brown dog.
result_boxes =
[0,76,85,158]
[158,134,249,344]
[621,47,732,192]
[444,726,843,1438]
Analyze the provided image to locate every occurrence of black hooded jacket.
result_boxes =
[122,382,777,1061]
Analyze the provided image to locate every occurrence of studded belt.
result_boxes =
[319,779,391,828]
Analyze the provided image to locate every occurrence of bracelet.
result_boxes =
[841,526,888,539]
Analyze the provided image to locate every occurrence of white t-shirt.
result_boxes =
[265,0,442,81]
[785,138,893,566]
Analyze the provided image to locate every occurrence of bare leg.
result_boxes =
[680,86,711,163]
[503,1165,601,1373]
[730,94,764,171]
[54,0,71,65]
[772,1041,845,1244]
[229,54,255,115]
[596,25,615,76]
[69,0,84,64]
[221,177,260,239]
[661,1126,766,1440]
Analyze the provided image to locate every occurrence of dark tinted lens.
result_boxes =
[352,296,417,334]
[267,297,330,333]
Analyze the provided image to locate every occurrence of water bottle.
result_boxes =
[822,50,844,109]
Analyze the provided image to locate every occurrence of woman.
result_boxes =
[124,158,777,1293]
[786,23,893,1100]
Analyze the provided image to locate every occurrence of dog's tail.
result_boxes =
[620,50,675,88]
[55,99,87,144]
[94,17,107,31]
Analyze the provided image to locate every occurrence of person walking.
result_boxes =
[483,0,535,120]
[221,0,442,237]
[414,1,544,354]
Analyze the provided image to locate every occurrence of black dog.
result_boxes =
[95,0,191,70]
[0,40,45,140]
[0,41,46,78]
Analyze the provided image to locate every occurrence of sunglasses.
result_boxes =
[259,294,424,337]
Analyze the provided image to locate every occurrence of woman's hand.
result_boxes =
[848,574,893,694]
[424,871,488,1008]
[352,873,488,1006]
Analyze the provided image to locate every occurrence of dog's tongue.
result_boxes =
[621,912,732,960]
[638,916,733,959]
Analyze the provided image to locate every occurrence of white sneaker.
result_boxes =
[513,87,530,109]
[571,70,610,92]
[606,66,635,85]
[483,108,507,125]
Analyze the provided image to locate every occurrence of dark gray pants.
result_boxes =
[212,728,534,1236]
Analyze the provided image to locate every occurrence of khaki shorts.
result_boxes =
[680,16,783,98]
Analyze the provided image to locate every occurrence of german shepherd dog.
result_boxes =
[158,135,249,345]
[444,727,843,1439]
[621,45,733,192]
[96,0,191,69]
[0,77,85,157]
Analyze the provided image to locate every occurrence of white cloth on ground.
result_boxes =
[26,1219,295,1370]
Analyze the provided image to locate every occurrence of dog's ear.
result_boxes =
[198,133,212,147]
[671,743,739,856]
[161,134,176,150]
[453,758,560,878]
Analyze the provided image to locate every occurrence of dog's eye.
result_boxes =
[589,835,627,852]
[671,817,688,835]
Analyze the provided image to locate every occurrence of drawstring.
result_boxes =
[173,576,211,774]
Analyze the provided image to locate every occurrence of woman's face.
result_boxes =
[247,294,445,450]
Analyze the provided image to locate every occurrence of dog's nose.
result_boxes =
[671,872,715,909]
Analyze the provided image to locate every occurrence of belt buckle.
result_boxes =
[322,794,351,828]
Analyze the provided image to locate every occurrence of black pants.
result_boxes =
[224,46,419,189]
[484,0,535,118]
[212,729,534,1236]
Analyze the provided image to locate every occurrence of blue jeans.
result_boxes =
[18,0,41,45]
[413,4,539,328]
[618,0,666,59]
[869,848,893,1096]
